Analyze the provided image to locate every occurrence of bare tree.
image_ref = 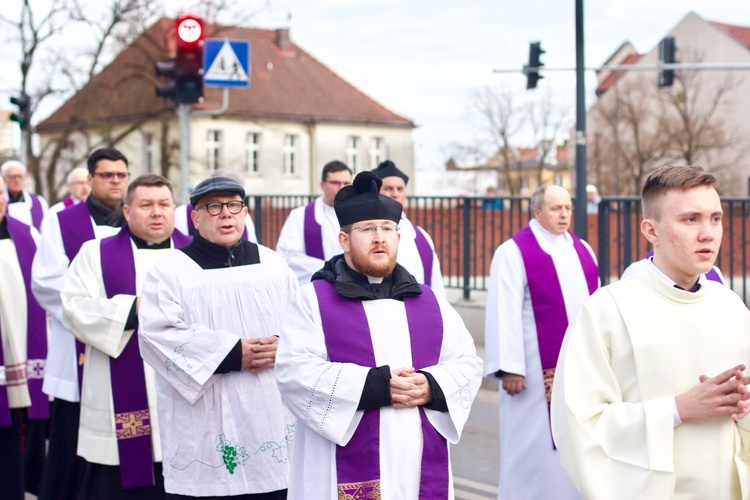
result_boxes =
[526,90,569,186]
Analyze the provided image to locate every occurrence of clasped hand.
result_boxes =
[240,336,278,373]
[676,364,750,422]
[390,367,433,408]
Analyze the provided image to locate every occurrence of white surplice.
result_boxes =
[396,214,447,300]
[275,283,483,500]
[552,264,750,499]
[485,219,596,500]
[173,203,258,243]
[7,189,48,228]
[276,197,343,285]
[61,236,173,465]
[31,209,120,401]
[138,246,298,496]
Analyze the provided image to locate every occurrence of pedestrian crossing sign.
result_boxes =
[204,39,250,88]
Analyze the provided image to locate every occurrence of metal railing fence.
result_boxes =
[247,195,750,302]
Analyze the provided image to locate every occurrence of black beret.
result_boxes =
[189,176,245,207]
[334,171,402,227]
[372,160,409,186]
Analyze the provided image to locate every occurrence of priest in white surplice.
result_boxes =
[372,160,446,300]
[552,165,750,499]
[49,167,90,213]
[62,175,189,496]
[485,184,598,500]
[138,176,298,498]
[276,171,482,500]
[31,147,130,500]
[276,160,352,284]
[2,159,48,230]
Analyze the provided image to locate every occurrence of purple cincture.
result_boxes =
[313,280,449,499]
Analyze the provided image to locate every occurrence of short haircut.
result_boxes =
[87,148,129,175]
[1,160,26,177]
[321,160,352,181]
[641,165,718,220]
[125,174,173,205]
[530,185,550,211]
[66,166,89,184]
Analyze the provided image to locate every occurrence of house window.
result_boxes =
[554,174,563,187]
[283,134,298,175]
[346,136,360,172]
[369,137,384,169]
[520,176,529,191]
[245,132,261,174]
[206,130,223,171]
[143,132,156,173]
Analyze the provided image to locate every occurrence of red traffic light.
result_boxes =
[176,15,203,44]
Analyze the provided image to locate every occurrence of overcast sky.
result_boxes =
[3,1,750,171]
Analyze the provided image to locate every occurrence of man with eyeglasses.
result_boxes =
[49,167,91,213]
[31,147,130,499]
[277,160,352,284]
[275,171,482,499]
[138,176,297,498]
[2,159,49,230]
[61,174,189,497]
[373,160,446,299]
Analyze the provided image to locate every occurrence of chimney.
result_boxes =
[275,28,292,51]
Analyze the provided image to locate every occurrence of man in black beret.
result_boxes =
[275,171,483,499]
[137,176,298,498]
[372,160,446,299]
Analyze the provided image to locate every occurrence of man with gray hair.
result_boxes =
[484,184,598,499]
[50,167,91,213]
[2,159,49,230]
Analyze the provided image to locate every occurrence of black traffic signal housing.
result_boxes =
[154,15,205,104]
[658,37,676,88]
[10,94,31,130]
[524,42,545,90]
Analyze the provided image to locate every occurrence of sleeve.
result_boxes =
[31,212,70,324]
[483,241,527,376]
[275,207,325,285]
[137,264,240,404]
[274,285,370,446]
[418,301,483,444]
[60,241,135,358]
[550,295,677,497]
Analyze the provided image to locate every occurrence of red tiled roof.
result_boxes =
[517,147,537,161]
[712,21,750,50]
[595,53,642,97]
[37,18,413,132]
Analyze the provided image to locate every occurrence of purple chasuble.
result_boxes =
[29,192,44,230]
[411,221,434,287]
[186,203,249,239]
[99,226,190,489]
[313,280,450,500]
[512,226,598,416]
[6,216,49,421]
[303,202,324,260]
[58,202,97,391]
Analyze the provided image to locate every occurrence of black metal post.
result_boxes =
[574,0,587,240]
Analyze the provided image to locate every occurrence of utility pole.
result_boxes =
[574,0,587,240]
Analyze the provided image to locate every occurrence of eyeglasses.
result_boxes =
[93,172,129,181]
[350,224,399,236]
[197,200,245,216]
[324,180,352,188]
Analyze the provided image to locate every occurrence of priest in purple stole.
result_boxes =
[485,184,598,500]
[2,159,49,230]
[372,160,447,300]
[49,167,91,213]
[61,175,189,497]
[276,171,483,500]
[276,160,352,285]
[0,176,49,498]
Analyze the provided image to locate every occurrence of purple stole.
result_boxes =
[512,226,598,412]
[313,280,449,500]
[58,202,97,389]
[303,202,324,259]
[29,192,44,231]
[411,221,433,287]
[644,250,723,284]
[0,217,50,427]
[185,203,249,239]
[62,196,75,208]
[99,225,191,489]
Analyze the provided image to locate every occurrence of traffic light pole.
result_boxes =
[574,0,587,240]
[178,104,191,205]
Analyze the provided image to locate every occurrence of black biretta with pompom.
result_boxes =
[372,160,409,185]
[334,171,403,227]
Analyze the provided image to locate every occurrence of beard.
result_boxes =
[349,245,397,278]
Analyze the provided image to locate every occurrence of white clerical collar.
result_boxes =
[529,218,572,244]
[367,275,384,284]
[645,257,705,289]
